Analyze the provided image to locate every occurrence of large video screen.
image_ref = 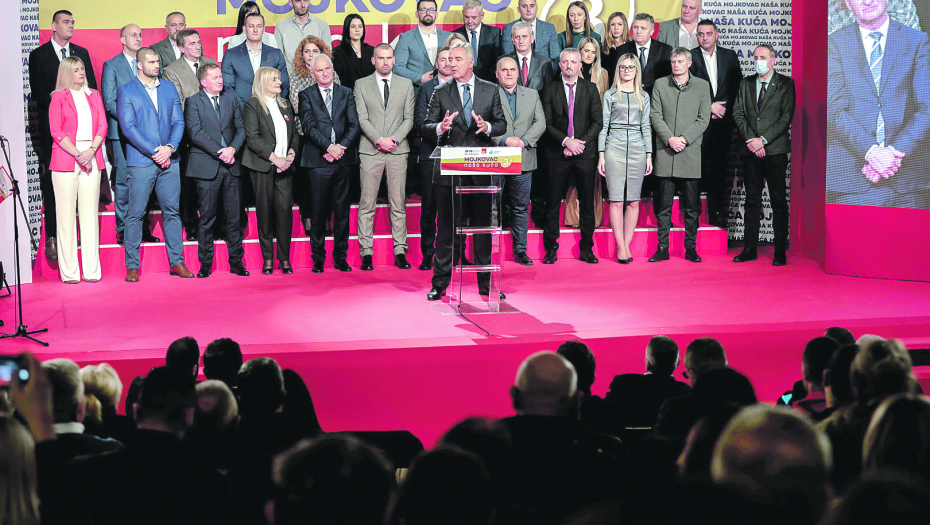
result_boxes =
[826,0,930,209]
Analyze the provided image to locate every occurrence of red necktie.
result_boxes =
[522,57,529,86]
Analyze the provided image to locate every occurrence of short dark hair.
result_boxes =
[245,12,265,25]
[175,28,200,48]
[136,366,196,424]
[417,0,438,10]
[556,341,595,394]
[166,336,200,379]
[697,19,717,31]
[825,327,856,346]
[397,447,495,525]
[52,10,72,23]
[646,335,679,375]
[823,344,858,407]
[136,47,158,64]
[238,357,285,416]
[374,42,394,55]
[203,338,243,386]
[803,337,840,386]
[236,1,261,34]
[686,338,727,375]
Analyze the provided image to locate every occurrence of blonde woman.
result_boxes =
[242,67,300,275]
[48,56,107,283]
[81,363,126,439]
[0,417,41,525]
[602,12,630,86]
[597,54,652,263]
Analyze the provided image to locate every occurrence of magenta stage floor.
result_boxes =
[4,247,930,446]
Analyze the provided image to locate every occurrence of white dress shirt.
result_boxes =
[678,23,698,49]
[170,39,181,61]
[248,45,263,73]
[419,26,439,65]
[376,72,393,106]
[143,79,160,112]
[701,47,719,97]
[184,57,200,76]
[51,39,69,60]
[637,40,652,63]
[265,96,289,158]
[70,88,94,141]
[858,16,891,59]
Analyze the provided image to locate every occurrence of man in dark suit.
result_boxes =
[618,13,672,95]
[540,48,603,265]
[28,9,97,260]
[504,21,554,91]
[423,43,506,300]
[299,55,360,273]
[453,0,502,82]
[826,1,930,209]
[733,45,796,266]
[222,13,290,104]
[150,11,186,71]
[690,19,742,228]
[117,48,194,282]
[184,64,249,278]
[606,335,692,428]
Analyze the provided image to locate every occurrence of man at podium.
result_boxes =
[423,43,506,301]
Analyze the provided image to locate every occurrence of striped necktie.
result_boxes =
[869,31,885,144]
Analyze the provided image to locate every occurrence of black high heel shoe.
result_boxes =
[280,261,293,274]
[618,257,630,264]
[262,260,274,275]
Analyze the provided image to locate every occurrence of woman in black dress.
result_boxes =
[331,14,375,91]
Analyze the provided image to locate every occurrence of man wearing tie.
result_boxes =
[618,13,673,95]
[423,43,506,300]
[503,22,554,91]
[453,0,502,82]
[494,57,546,266]
[28,10,97,261]
[500,0,561,66]
[355,44,416,271]
[183,64,249,278]
[150,12,186,71]
[539,48,603,265]
[117,48,193,281]
[299,55,360,273]
[733,45,796,266]
[393,0,450,89]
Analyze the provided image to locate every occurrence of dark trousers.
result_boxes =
[544,156,597,252]
[179,141,199,234]
[419,159,438,259]
[194,167,243,266]
[742,152,789,252]
[506,170,533,253]
[250,167,293,262]
[308,164,350,263]
[656,177,701,250]
[432,182,492,292]
[701,120,734,221]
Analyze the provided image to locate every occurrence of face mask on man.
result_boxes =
[755,59,771,76]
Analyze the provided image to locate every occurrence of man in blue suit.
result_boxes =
[221,13,290,103]
[102,24,158,245]
[500,0,560,66]
[117,48,193,281]
[827,0,930,209]
[393,0,450,89]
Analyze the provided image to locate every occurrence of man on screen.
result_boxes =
[826,0,930,208]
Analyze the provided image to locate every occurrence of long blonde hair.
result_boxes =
[252,66,288,114]
[54,56,86,92]
[578,36,608,96]
[612,53,644,110]
[0,417,41,525]
[602,12,629,50]
[81,363,123,425]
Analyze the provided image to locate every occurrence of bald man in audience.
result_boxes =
[194,380,238,432]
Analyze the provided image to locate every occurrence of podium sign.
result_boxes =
[440,147,522,176]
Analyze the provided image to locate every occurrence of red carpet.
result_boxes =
[4,248,930,446]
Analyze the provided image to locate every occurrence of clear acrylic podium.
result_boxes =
[435,146,522,313]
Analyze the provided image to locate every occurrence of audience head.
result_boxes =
[856,333,884,347]
[645,335,680,376]
[449,43,475,82]
[680,0,703,25]
[41,358,85,424]
[289,0,312,18]
[235,1,261,35]
[253,66,285,106]
[862,394,930,481]
[824,344,858,408]
[802,337,840,392]
[446,32,468,47]
[511,351,580,417]
[198,63,224,93]
[203,338,243,387]
[556,340,595,395]
[670,47,693,76]
[120,24,143,54]
[462,0,485,32]
[395,446,495,525]
[676,404,742,479]
[282,369,322,434]
[820,471,930,525]
[578,36,602,67]
[824,326,856,346]
[511,21,535,54]
[124,374,145,417]
[51,10,74,42]
[851,338,916,405]
[753,44,776,73]
[80,363,122,425]
[0,417,40,525]
[134,366,196,437]
[517,0,539,22]
[438,417,511,485]
[343,13,366,43]
[416,0,438,27]
[683,337,727,385]
[294,35,333,77]
[237,357,286,417]
[54,56,87,93]
[166,336,200,383]
[193,380,238,433]
[711,405,832,524]
[164,12,186,42]
[272,435,395,525]
[630,13,655,46]
[136,47,161,79]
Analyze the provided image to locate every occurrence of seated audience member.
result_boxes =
[282,369,323,436]
[793,337,840,418]
[185,380,238,471]
[72,367,234,525]
[820,471,930,525]
[501,352,627,525]
[203,337,243,388]
[819,338,919,491]
[393,447,495,525]
[711,405,833,525]
[271,435,395,525]
[652,337,729,440]
[556,340,615,435]
[675,405,743,479]
[862,394,930,482]
[606,335,692,428]
[165,336,199,383]
[821,344,859,419]
[825,326,856,346]
[0,416,41,525]
[80,363,132,441]
[437,417,513,520]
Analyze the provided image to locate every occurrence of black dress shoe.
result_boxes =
[185,231,197,242]
[394,254,412,269]
[262,260,274,275]
[772,251,787,266]
[733,249,758,263]
[197,266,211,278]
[426,288,445,301]
[542,250,557,264]
[230,262,250,276]
[281,261,293,274]
[579,251,599,264]
[479,289,507,299]
[514,252,533,266]
[312,261,324,273]
[334,259,352,272]
[360,255,374,271]
[419,257,433,270]
[142,232,160,243]
[648,247,670,262]
[685,249,702,263]
[116,231,124,245]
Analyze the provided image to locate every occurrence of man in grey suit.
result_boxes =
[494,57,546,266]
[500,0,561,66]
[355,44,416,271]
[162,30,218,110]
[394,0,451,89]
[503,21,554,91]
[657,0,703,50]
[649,47,711,263]
[102,24,158,246]
[183,64,249,278]
[150,12,186,72]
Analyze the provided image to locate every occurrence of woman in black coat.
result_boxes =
[331,14,375,91]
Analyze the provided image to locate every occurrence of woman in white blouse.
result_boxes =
[242,67,300,275]
[48,56,107,283]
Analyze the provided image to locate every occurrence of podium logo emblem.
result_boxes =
[500,157,512,168]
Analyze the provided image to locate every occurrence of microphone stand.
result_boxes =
[0,137,49,346]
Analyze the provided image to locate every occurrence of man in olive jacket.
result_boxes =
[649,47,711,263]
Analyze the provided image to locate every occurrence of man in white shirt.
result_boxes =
[274,0,332,78]
[151,11,186,72]
[452,0,502,82]
[500,0,561,65]
[394,0,451,89]
[657,0,703,49]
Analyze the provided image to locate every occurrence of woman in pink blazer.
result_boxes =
[48,56,107,283]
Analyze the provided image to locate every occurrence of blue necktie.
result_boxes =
[131,58,136,75]
[471,30,478,64]
[462,84,472,126]
[60,48,66,60]
[869,31,885,144]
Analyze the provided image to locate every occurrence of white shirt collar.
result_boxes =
[701,45,716,58]
[318,83,335,97]
[858,15,891,48]
[467,24,481,41]
[637,40,652,54]
[562,76,578,88]
[376,72,393,83]
[51,38,68,59]
[517,50,532,63]
[457,74,475,90]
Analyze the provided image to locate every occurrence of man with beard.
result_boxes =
[394,0,451,89]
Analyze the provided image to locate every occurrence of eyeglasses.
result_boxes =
[618,65,637,71]
[418,8,438,13]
